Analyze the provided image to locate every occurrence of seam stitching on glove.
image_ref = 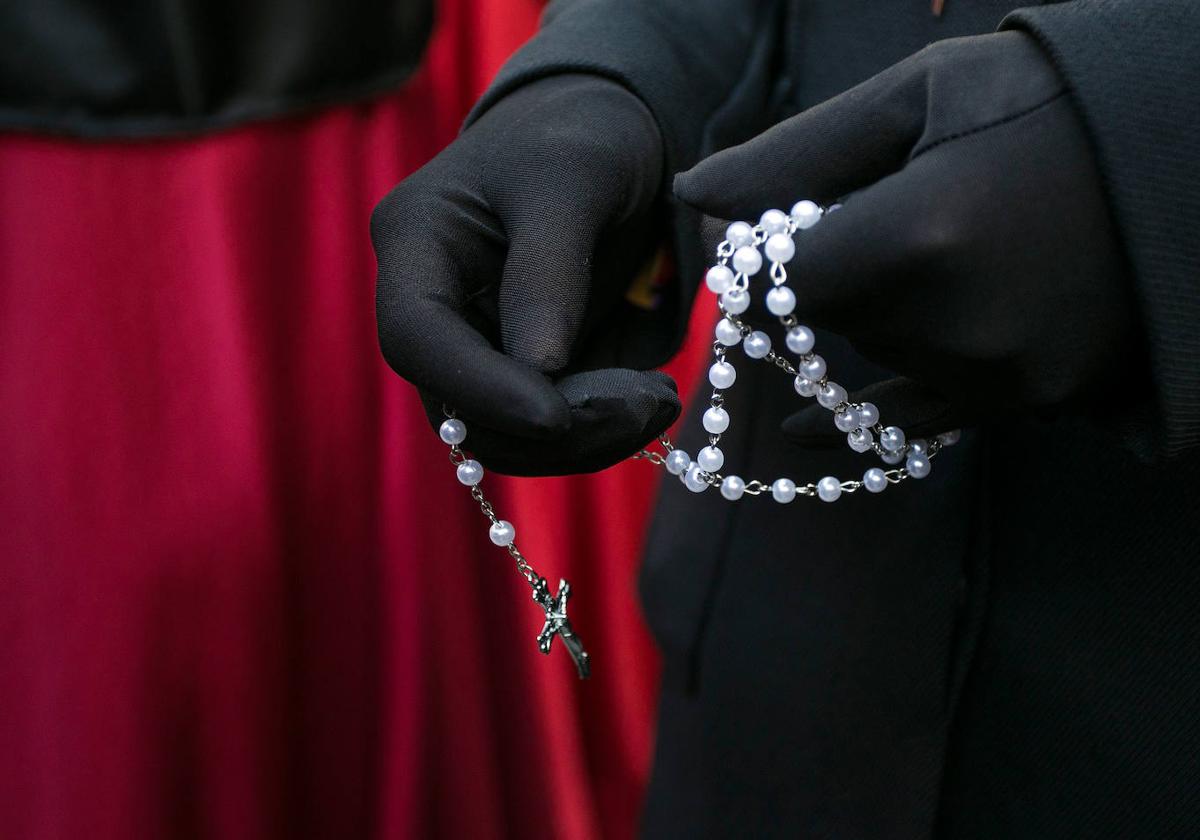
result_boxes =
[911,89,1068,160]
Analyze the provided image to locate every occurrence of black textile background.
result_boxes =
[0,0,434,136]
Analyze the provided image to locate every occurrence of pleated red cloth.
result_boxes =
[0,1,711,837]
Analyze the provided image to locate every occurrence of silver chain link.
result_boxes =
[443,421,543,587]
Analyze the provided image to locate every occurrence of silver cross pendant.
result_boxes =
[532,576,591,679]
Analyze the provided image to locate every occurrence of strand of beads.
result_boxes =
[439,416,527,555]
[438,413,592,678]
[648,200,960,502]
[432,201,960,681]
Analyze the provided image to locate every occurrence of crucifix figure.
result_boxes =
[532,576,591,679]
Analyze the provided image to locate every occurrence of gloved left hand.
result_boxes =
[674,31,1142,446]
[372,75,679,475]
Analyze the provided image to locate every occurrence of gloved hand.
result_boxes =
[373,74,680,475]
[674,31,1142,447]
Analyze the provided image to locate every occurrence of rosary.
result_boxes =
[437,200,960,680]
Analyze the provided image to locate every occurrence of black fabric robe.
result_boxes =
[471,1,1200,837]
[0,0,433,136]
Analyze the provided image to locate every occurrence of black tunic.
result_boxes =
[0,0,433,136]
[471,1,1200,837]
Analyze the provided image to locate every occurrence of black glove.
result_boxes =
[674,32,1143,447]
[373,75,680,474]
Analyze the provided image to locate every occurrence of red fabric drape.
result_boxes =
[0,1,711,837]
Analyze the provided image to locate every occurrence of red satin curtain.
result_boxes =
[0,0,711,838]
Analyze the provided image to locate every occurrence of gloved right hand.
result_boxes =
[372,74,681,475]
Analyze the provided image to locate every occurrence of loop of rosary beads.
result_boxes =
[652,198,960,501]
[435,198,960,679]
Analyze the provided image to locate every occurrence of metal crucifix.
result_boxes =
[531,576,591,679]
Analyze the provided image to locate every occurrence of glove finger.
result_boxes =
[776,175,919,335]
[373,186,571,439]
[781,377,961,449]
[430,369,681,476]
[673,59,928,219]
[698,213,731,261]
[490,81,663,374]
[499,222,601,373]
[672,33,1065,222]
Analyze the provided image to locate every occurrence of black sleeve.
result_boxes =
[1002,1,1200,457]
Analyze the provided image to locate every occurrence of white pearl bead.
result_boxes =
[863,467,888,493]
[715,317,742,346]
[798,354,826,382]
[880,448,905,465]
[665,449,691,475]
[785,325,815,355]
[906,453,931,479]
[720,475,745,500]
[858,402,879,428]
[759,209,789,234]
[772,478,796,503]
[732,245,763,276]
[764,232,795,264]
[880,426,906,452]
[817,476,842,502]
[834,407,862,432]
[702,407,730,434]
[765,286,796,316]
[794,376,818,397]
[488,520,516,546]
[743,330,771,359]
[721,287,750,315]
[937,429,962,446]
[790,200,821,229]
[847,428,874,452]
[709,361,736,389]
[725,221,754,248]
[456,459,484,486]
[705,265,735,294]
[697,445,724,473]
[439,418,467,445]
[908,438,928,455]
[684,463,709,493]
[817,381,847,409]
